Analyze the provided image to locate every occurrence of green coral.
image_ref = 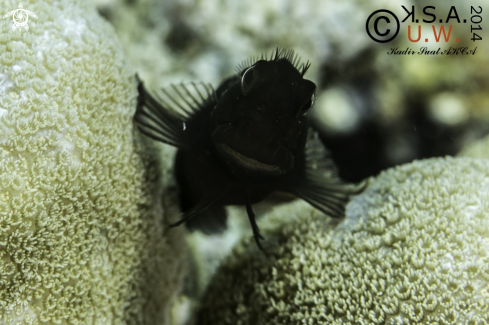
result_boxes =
[198,157,489,324]
[0,0,185,324]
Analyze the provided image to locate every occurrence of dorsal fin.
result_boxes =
[291,128,366,217]
[135,78,217,150]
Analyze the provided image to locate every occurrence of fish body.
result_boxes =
[135,49,363,249]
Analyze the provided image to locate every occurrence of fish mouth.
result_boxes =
[216,143,284,176]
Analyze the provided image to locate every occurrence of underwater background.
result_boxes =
[94,0,489,182]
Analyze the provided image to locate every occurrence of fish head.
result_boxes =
[211,51,316,178]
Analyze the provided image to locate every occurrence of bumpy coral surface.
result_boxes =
[0,1,185,324]
[198,157,489,324]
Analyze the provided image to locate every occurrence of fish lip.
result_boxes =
[216,143,285,176]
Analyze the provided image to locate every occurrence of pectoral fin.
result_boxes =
[291,128,366,218]
[135,76,217,150]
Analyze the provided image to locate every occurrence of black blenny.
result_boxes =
[135,48,364,250]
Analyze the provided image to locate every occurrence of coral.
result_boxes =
[0,0,185,324]
[459,134,489,159]
[197,157,489,324]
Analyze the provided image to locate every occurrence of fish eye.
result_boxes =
[241,67,258,96]
[302,93,315,116]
